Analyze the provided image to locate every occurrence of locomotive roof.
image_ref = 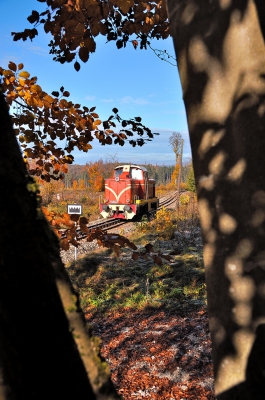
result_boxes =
[115,164,148,172]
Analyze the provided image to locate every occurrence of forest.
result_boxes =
[37,158,196,216]
[64,161,191,188]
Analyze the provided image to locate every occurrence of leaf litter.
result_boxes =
[64,224,217,399]
[89,308,216,399]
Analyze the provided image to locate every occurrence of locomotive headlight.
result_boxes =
[124,205,131,212]
[102,205,109,211]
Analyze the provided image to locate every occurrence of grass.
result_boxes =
[64,204,206,319]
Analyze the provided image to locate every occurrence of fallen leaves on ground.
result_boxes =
[88,306,216,399]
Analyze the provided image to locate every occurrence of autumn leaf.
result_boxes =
[116,40,123,49]
[84,37,96,52]
[132,252,139,260]
[30,84,42,94]
[8,61,17,72]
[115,0,134,14]
[69,238,79,248]
[152,255,162,265]
[60,238,70,251]
[79,46,89,63]
[145,243,153,253]
[19,70,30,79]
[132,40,138,49]
[74,61,81,71]
[27,10,39,24]
[79,220,90,233]
[162,254,174,262]
[69,214,80,222]
[79,216,89,225]
[82,143,93,152]
[113,245,121,258]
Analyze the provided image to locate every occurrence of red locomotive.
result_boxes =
[99,164,159,220]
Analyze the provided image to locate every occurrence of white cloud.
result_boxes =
[84,95,96,101]
[101,98,115,103]
[27,45,48,57]
[119,96,150,105]
[99,96,150,105]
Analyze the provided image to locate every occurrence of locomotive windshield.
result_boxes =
[114,168,123,178]
[131,168,142,179]
[114,165,144,179]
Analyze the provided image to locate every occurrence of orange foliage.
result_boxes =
[72,180,78,191]
[13,2,170,70]
[0,62,157,181]
[36,176,64,205]
[85,161,104,192]
[79,179,85,190]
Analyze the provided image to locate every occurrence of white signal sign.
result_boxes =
[67,204,82,215]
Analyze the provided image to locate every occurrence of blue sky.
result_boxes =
[0,0,191,166]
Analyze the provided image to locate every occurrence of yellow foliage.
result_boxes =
[180,194,190,206]
[153,207,176,239]
[73,180,78,190]
[171,164,180,185]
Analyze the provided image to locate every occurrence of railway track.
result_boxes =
[79,190,180,235]
[157,190,178,209]
[85,217,127,233]
[62,190,181,241]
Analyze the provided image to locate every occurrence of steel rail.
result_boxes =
[61,191,179,240]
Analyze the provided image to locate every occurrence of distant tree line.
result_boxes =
[63,159,193,189]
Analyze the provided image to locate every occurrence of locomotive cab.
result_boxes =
[99,164,159,220]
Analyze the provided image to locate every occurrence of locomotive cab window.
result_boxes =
[114,169,123,178]
[131,168,142,180]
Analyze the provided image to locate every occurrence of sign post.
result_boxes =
[67,204,82,262]
[67,204,82,215]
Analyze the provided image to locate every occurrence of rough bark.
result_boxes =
[166,0,265,398]
[0,86,120,400]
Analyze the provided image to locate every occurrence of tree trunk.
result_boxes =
[0,87,120,399]
[166,1,265,398]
